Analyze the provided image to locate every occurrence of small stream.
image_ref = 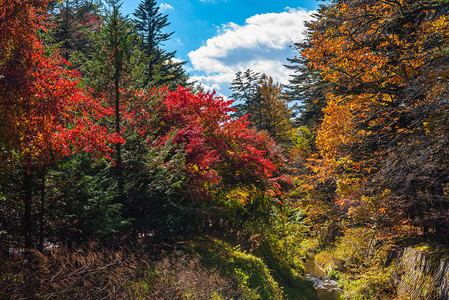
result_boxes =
[303,254,343,300]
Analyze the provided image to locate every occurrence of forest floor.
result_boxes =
[0,233,319,299]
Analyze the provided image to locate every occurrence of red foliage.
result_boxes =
[128,86,286,198]
[0,0,119,167]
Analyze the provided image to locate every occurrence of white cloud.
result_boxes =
[187,8,314,95]
[190,72,234,93]
[170,57,184,64]
[159,3,174,12]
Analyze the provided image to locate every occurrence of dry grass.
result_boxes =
[0,242,236,299]
[1,243,148,299]
[150,251,235,299]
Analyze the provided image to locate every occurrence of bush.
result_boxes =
[315,250,337,273]
[341,266,397,300]
[0,240,268,299]
[333,227,377,271]
[193,238,284,300]
[311,227,398,300]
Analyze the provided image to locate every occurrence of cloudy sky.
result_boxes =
[122,0,318,96]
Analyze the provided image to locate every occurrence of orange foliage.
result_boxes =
[302,0,449,231]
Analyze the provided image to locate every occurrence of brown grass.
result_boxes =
[1,243,148,299]
[150,251,235,299]
[0,242,235,299]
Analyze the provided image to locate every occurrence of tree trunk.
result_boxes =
[0,234,7,260]
[23,169,33,249]
[38,168,45,252]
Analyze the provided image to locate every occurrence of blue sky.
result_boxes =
[121,0,319,96]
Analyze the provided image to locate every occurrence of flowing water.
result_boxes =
[303,254,343,300]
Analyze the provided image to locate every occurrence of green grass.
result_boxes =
[256,242,317,300]
[190,237,284,299]
[184,236,318,300]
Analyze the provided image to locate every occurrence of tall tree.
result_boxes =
[284,42,331,129]
[81,0,144,207]
[0,0,118,249]
[126,86,286,233]
[304,0,449,235]
[46,0,101,64]
[231,69,260,119]
[133,0,186,88]
[99,0,136,203]
[231,71,293,144]
[255,75,293,143]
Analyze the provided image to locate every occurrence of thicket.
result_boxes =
[285,0,449,297]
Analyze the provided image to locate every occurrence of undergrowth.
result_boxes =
[0,235,315,299]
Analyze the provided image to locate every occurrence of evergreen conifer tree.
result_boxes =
[133,0,187,88]
[46,0,100,66]
[231,69,260,119]
[284,43,332,129]
[83,0,144,206]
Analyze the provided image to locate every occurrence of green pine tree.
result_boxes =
[82,0,145,207]
[133,0,187,88]
[231,69,260,119]
[284,42,332,129]
[46,0,101,66]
